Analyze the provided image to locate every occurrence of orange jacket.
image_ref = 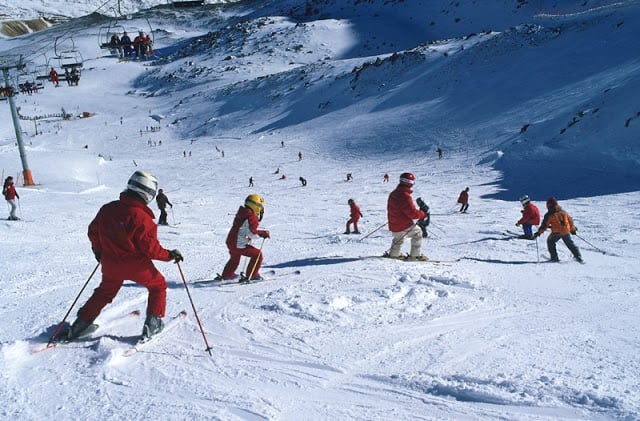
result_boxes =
[537,206,576,236]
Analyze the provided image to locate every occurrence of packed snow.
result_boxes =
[1,0,639,419]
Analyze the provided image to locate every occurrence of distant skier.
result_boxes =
[218,194,270,281]
[344,199,362,234]
[457,187,469,213]
[385,173,428,260]
[383,173,389,183]
[534,197,582,263]
[515,195,540,239]
[64,170,183,341]
[3,176,20,220]
[436,147,443,159]
[249,176,254,187]
[298,151,302,161]
[346,173,353,182]
[299,176,307,186]
[155,188,173,225]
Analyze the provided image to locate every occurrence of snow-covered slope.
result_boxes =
[0,0,639,420]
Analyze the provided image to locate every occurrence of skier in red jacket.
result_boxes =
[3,176,20,220]
[457,187,469,213]
[65,171,183,341]
[515,195,540,239]
[385,173,428,260]
[219,194,270,282]
[344,198,362,234]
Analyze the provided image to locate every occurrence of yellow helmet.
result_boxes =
[245,193,264,215]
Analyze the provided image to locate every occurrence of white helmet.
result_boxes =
[127,170,158,204]
[519,195,530,205]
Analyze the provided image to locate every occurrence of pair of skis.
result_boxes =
[195,269,302,286]
[35,309,187,356]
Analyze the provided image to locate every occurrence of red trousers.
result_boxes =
[77,260,167,323]
[222,245,263,279]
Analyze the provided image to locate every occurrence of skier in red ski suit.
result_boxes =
[66,171,183,341]
[220,194,270,281]
[344,199,362,234]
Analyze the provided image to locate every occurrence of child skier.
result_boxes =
[218,194,270,282]
[344,199,362,234]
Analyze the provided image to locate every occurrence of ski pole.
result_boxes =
[176,262,213,356]
[171,206,176,225]
[574,233,607,254]
[360,221,387,240]
[246,237,266,280]
[47,262,100,347]
[535,236,540,263]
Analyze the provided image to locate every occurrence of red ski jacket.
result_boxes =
[226,206,268,249]
[517,202,541,225]
[88,192,171,269]
[349,202,361,221]
[3,182,18,200]
[457,190,469,205]
[387,185,426,232]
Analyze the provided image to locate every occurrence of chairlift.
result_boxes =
[97,18,154,59]
[16,63,44,94]
[98,20,127,53]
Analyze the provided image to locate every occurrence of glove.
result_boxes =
[571,230,577,235]
[533,232,541,239]
[416,197,430,214]
[417,219,429,237]
[258,230,270,239]
[93,251,101,262]
[515,223,521,227]
[169,249,184,263]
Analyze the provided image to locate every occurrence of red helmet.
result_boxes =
[399,172,415,187]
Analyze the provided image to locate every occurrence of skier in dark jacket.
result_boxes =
[155,188,173,225]
[65,171,183,341]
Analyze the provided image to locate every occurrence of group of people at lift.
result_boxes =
[109,30,153,60]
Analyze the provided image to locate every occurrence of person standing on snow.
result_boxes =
[457,187,470,213]
[3,176,20,220]
[534,197,582,263]
[344,199,362,234]
[217,194,270,282]
[515,195,540,239]
[155,188,173,225]
[65,171,183,341]
[385,173,428,260]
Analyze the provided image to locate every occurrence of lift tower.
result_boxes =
[0,56,34,186]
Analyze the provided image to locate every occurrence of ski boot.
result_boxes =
[142,315,164,340]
